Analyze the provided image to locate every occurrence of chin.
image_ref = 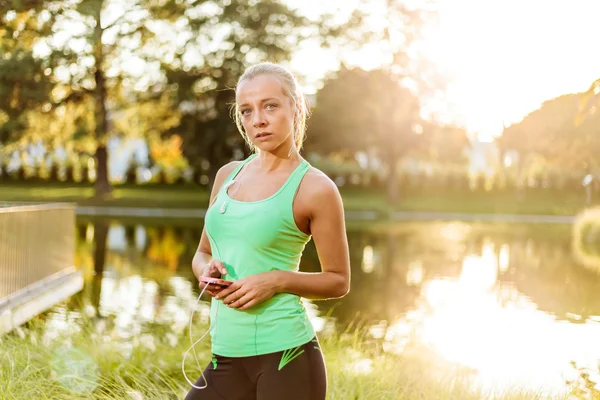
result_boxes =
[253,140,285,153]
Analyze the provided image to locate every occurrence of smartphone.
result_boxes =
[199,276,233,288]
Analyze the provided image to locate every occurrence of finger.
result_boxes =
[199,281,217,289]
[222,287,247,305]
[212,260,228,276]
[205,284,226,297]
[215,283,239,300]
[221,289,242,305]
[207,265,221,278]
[199,284,216,296]
[238,298,259,311]
[229,292,254,309]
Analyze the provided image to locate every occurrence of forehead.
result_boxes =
[236,74,287,103]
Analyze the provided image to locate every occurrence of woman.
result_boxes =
[186,62,351,400]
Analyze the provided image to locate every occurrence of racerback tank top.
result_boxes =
[204,153,315,357]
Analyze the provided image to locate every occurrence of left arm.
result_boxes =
[217,175,351,310]
[271,178,350,300]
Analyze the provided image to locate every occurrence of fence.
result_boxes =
[0,202,81,333]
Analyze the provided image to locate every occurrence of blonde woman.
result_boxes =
[186,62,351,400]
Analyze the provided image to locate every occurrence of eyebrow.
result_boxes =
[238,98,279,108]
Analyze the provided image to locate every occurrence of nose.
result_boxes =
[252,109,267,127]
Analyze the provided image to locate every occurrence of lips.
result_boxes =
[255,132,272,139]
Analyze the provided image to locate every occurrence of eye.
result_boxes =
[265,103,277,110]
[240,109,251,116]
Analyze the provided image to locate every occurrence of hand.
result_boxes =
[198,259,228,297]
[215,271,281,311]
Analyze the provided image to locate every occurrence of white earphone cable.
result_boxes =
[181,284,220,390]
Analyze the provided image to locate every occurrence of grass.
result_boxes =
[339,186,592,215]
[0,182,209,209]
[1,311,592,400]
[0,181,597,216]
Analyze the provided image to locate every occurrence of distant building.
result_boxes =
[465,138,500,177]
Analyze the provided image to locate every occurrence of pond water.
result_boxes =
[47,218,600,396]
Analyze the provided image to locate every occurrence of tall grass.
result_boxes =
[0,314,591,400]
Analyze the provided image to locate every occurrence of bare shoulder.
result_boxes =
[297,166,343,208]
[209,161,243,200]
[214,161,242,186]
[217,161,242,178]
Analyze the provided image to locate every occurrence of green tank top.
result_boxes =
[204,154,315,357]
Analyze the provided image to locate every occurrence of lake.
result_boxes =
[44,217,600,396]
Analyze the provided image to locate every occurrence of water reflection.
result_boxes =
[407,246,600,394]
[47,219,600,395]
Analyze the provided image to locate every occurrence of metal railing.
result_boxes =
[0,203,76,306]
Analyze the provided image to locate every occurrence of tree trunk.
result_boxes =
[92,220,109,315]
[95,145,111,195]
[93,4,111,198]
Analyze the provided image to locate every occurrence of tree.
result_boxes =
[1,0,367,193]
[1,0,158,196]
[303,0,443,202]
[413,121,470,188]
[306,67,422,203]
[500,91,600,197]
[154,1,366,187]
[0,2,60,144]
[416,121,469,166]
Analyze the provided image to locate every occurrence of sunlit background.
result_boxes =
[2,0,600,398]
[291,0,600,141]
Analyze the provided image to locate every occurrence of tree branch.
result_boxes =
[102,7,145,31]
[52,89,94,107]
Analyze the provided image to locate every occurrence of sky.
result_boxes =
[288,0,600,141]
[29,0,600,143]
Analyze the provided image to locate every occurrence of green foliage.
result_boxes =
[1,0,373,190]
[0,6,57,142]
[157,0,325,179]
[500,91,600,178]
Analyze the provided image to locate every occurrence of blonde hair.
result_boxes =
[232,62,310,152]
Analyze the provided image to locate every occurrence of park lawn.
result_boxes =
[0,182,210,209]
[0,181,596,215]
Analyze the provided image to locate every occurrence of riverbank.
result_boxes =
[1,316,575,400]
[73,205,576,225]
[0,182,596,216]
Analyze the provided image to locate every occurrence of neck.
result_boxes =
[255,148,301,172]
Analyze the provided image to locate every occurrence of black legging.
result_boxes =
[184,337,326,400]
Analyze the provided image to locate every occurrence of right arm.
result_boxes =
[192,162,241,294]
